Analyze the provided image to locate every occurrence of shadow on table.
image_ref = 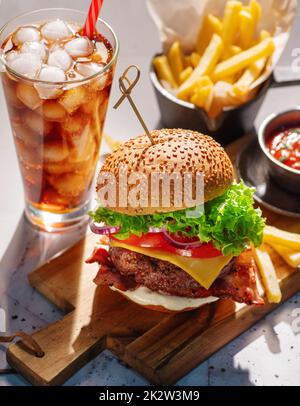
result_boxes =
[0,213,86,298]
[203,292,300,386]
[0,212,87,379]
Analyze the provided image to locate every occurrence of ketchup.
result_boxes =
[267,126,300,171]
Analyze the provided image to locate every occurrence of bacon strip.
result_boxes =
[207,249,264,305]
[86,246,111,266]
[93,265,137,291]
[88,246,264,306]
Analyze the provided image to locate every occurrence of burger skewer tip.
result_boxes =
[113,65,155,145]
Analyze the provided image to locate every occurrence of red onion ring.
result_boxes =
[148,227,164,233]
[89,221,121,235]
[162,228,203,249]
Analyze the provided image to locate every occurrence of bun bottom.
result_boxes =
[110,286,219,313]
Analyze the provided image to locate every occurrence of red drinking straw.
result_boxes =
[83,0,104,38]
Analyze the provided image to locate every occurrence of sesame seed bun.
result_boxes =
[97,129,234,215]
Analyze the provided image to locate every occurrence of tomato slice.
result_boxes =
[111,232,222,258]
[165,231,200,244]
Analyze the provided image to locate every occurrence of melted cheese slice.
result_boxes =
[110,240,233,289]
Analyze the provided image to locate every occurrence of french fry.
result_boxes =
[153,55,178,89]
[251,30,271,46]
[208,98,223,119]
[184,55,193,68]
[167,41,184,84]
[223,45,242,60]
[207,81,236,118]
[178,34,223,100]
[209,80,257,117]
[222,76,237,84]
[260,30,271,41]
[253,244,282,304]
[190,79,214,111]
[249,0,262,24]
[179,67,193,84]
[197,14,223,55]
[190,86,210,109]
[232,57,266,96]
[205,84,215,112]
[263,226,300,251]
[191,52,201,68]
[104,134,122,152]
[229,45,242,56]
[234,85,258,103]
[178,76,212,102]
[212,38,275,82]
[269,243,300,268]
[153,0,274,118]
[222,1,243,48]
[239,9,256,49]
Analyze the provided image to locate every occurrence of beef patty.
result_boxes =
[109,247,235,297]
[90,247,264,305]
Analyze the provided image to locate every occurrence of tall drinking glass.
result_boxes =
[0,9,118,231]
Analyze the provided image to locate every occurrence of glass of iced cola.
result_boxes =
[0,9,118,231]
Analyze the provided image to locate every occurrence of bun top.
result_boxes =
[97,129,234,215]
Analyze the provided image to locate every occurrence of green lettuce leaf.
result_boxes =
[90,182,265,256]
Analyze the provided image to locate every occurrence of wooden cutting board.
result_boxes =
[6,135,300,386]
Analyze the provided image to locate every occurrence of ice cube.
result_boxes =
[43,140,69,162]
[4,81,24,108]
[5,50,19,64]
[41,19,72,41]
[12,26,41,46]
[99,97,109,124]
[20,41,47,62]
[47,49,72,72]
[21,165,43,186]
[16,83,42,110]
[42,189,70,208]
[3,38,13,53]
[35,66,66,99]
[40,100,67,122]
[59,86,88,114]
[49,42,62,52]
[64,37,94,58]
[94,41,109,63]
[81,98,96,115]
[15,139,41,167]
[75,62,103,77]
[39,66,66,82]
[7,53,42,78]
[69,125,96,163]
[48,173,87,197]
[61,114,87,136]
[13,122,41,148]
[34,83,63,100]
[25,180,43,203]
[84,88,109,117]
[45,161,71,175]
[90,71,111,92]
[74,57,91,63]
[24,110,53,135]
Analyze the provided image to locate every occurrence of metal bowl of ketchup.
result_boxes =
[258,109,300,196]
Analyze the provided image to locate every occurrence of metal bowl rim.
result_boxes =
[258,107,300,176]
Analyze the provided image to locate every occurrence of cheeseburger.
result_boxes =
[87,129,265,312]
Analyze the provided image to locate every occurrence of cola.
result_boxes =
[0,11,118,230]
